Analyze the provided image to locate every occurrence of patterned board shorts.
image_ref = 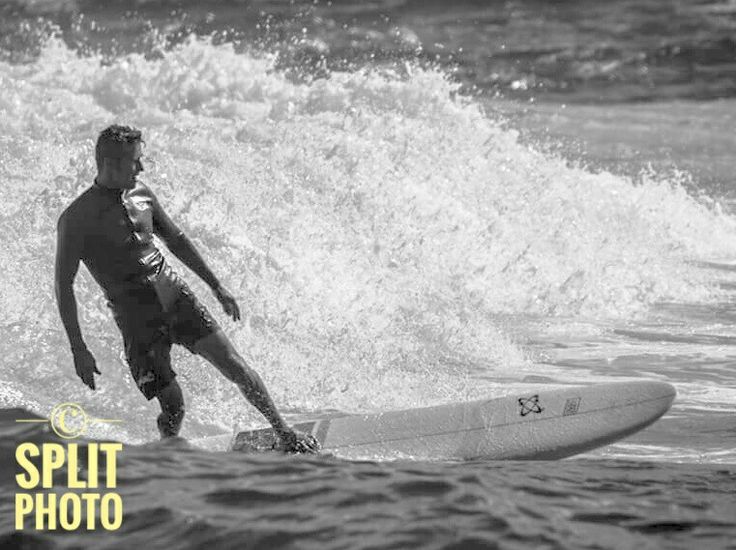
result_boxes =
[111,283,219,400]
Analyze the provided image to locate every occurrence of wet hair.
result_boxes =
[95,125,142,170]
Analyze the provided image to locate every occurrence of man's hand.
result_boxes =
[73,347,101,390]
[214,285,241,321]
[276,428,321,454]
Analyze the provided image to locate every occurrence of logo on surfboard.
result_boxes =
[518,395,544,416]
[563,397,582,416]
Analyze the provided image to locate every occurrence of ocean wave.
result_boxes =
[2,36,736,439]
[4,0,736,102]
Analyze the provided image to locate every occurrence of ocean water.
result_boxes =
[1,0,735,548]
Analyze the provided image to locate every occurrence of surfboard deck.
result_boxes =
[230,381,676,460]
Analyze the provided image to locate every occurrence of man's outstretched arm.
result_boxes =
[150,191,220,287]
[149,188,241,320]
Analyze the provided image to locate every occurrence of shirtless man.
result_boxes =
[55,125,318,453]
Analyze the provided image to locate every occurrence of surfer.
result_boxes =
[54,125,319,453]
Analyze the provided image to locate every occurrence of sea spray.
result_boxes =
[2,36,736,441]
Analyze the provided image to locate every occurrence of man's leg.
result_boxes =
[155,379,185,438]
[191,329,290,435]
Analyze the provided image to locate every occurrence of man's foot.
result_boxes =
[276,429,321,454]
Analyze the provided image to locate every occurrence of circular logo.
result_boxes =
[49,403,88,439]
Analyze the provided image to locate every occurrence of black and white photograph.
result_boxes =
[1,1,735,548]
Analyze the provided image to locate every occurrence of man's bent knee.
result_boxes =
[193,331,252,379]
[192,330,241,365]
[213,358,252,386]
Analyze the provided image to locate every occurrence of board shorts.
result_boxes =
[110,282,219,400]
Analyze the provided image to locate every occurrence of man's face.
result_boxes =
[108,142,143,189]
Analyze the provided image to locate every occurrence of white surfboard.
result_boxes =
[231,381,676,460]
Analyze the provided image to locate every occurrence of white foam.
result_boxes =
[3,37,736,438]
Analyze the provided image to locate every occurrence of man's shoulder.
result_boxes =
[57,186,97,229]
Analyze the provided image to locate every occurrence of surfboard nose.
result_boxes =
[626,380,677,414]
[598,380,677,439]
[503,380,678,460]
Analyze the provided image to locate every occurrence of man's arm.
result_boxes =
[55,212,100,390]
[148,186,240,320]
[54,213,85,351]
[149,190,221,290]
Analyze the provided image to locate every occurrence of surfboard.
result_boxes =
[231,381,676,460]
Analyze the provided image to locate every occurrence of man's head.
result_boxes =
[95,125,144,189]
